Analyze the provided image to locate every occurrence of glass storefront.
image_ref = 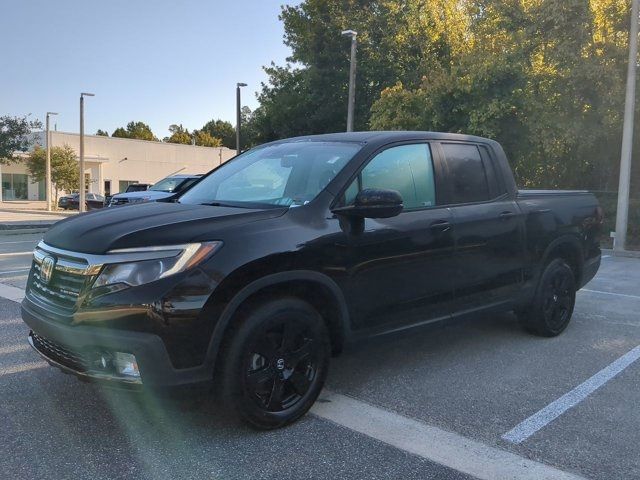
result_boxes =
[2,173,29,200]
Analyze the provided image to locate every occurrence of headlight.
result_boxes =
[93,242,222,288]
[129,196,151,204]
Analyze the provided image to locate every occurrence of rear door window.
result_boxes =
[441,143,491,204]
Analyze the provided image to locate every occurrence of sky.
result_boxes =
[0,0,295,139]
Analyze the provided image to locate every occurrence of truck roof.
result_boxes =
[269,131,500,147]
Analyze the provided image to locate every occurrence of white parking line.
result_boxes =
[312,391,585,480]
[0,284,25,303]
[0,319,23,326]
[580,288,640,300]
[0,268,31,275]
[502,345,640,444]
[0,344,30,355]
[0,361,48,376]
[0,240,39,245]
[0,251,32,257]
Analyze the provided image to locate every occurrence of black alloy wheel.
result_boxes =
[519,258,576,337]
[541,266,574,330]
[245,319,319,412]
[219,297,330,429]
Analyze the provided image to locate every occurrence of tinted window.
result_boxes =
[442,144,490,204]
[176,178,200,192]
[345,144,436,209]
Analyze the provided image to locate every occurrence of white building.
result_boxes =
[1,131,236,201]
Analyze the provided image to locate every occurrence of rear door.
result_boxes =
[331,142,456,331]
[437,142,525,311]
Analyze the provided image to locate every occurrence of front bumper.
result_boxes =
[22,300,213,389]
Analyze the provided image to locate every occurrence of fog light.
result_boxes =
[113,352,140,378]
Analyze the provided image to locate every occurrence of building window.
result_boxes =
[2,173,28,200]
[119,180,139,193]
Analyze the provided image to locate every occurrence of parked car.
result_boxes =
[105,183,151,206]
[22,132,602,429]
[59,193,105,211]
[57,194,75,210]
[108,175,201,207]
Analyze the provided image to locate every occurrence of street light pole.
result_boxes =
[79,93,94,213]
[615,0,639,252]
[342,30,358,132]
[236,83,247,156]
[45,112,58,211]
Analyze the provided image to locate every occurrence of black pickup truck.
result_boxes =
[21,132,602,429]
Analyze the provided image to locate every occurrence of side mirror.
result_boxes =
[332,188,403,219]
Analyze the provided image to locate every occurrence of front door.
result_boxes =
[331,143,456,331]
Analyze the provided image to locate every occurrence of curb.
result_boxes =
[602,248,640,259]
[0,228,50,235]
[0,208,75,217]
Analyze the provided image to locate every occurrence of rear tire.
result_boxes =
[518,258,576,337]
[219,297,330,429]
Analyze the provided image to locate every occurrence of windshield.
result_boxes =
[150,177,191,193]
[179,141,361,207]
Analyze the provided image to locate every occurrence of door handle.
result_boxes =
[429,220,451,233]
[499,211,516,220]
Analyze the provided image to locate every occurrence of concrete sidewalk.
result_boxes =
[0,210,68,233]
[0,201,76,217]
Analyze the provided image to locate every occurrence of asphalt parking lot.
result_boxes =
[1,232,639,480]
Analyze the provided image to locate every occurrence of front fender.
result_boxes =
[202,270,351,373]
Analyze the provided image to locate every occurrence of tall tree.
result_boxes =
[369,0,631,191]
[254,0,471,142]
[25,145,79,205]
[95,129,109,136]
[200,119,235,148]
[0,115,42,164]
[165,124,192,144]
[192,130,222,147]
[112,121,158,141]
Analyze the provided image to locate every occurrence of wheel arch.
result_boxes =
[204,270,350,373]
[540,235,585,286]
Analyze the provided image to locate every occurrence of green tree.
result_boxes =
[25,144,79,206]
[254,0,471,141]
[95,129,109,136]
[165,124,192,144]
[112,121,158,141]
[0,115,42,164]
[192,130,222,147]
[369,0,631,191]
[239,106,259,149]
[200,119,235,148]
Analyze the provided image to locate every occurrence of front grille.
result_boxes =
[29,260,87,309]
[31,331,88,372]
[27,246,95,312]
[110,198,129,206]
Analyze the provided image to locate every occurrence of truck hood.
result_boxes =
[43,202,288,254]
[111,190,171,201]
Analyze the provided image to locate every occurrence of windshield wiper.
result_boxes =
[199,201,240,207]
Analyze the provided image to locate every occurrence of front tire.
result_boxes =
[219,297,330,429]
[518,258,576,337]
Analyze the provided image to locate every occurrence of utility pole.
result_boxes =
[45,112,58,211]
[615,0,639,252]
[342,30,358,132]
[236,83,247,156]
[79,93,94,213]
